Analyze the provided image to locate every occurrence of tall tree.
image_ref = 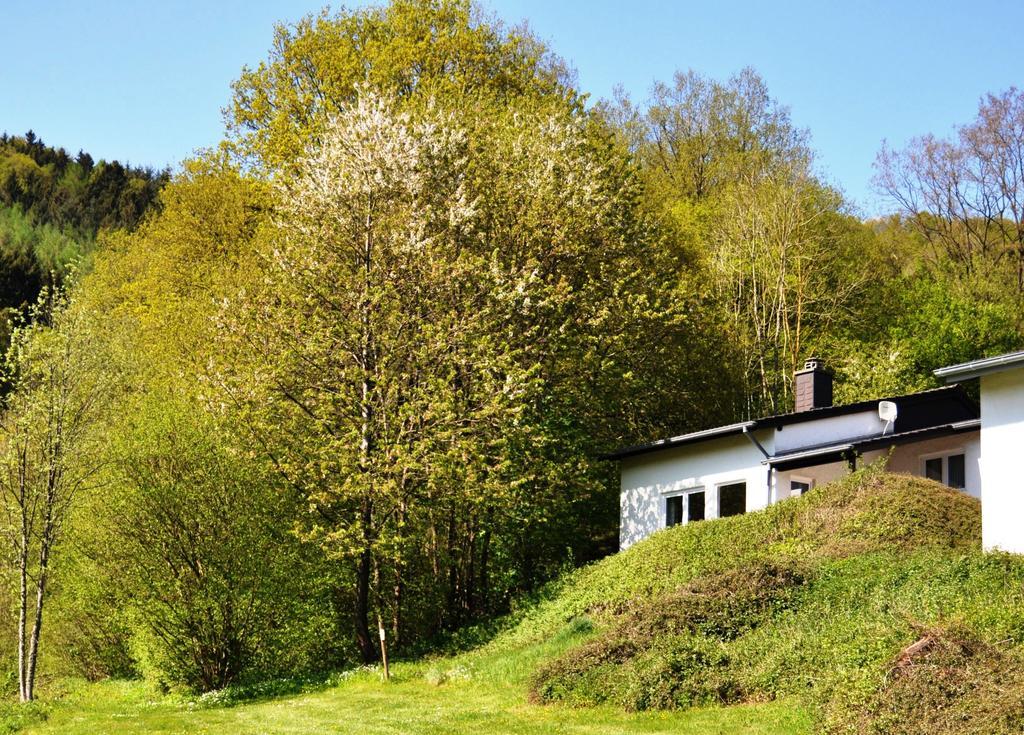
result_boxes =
[211,80,683,659]
[710,164,870,413]
[875,87,1024,296]
[605,67,810,206]
[227,0,570,172]
[0,291,107,701]
[605,68,868,414]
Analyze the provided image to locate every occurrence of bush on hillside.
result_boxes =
[530,561,806,709]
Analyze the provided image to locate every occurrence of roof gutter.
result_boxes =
[935,350,1024,382]
[600,420,757,460]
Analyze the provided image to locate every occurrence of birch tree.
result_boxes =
[0,291,106,701]
[711,167,868,413]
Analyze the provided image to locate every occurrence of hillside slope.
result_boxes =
[503,465,1024,733]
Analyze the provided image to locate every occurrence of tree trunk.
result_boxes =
[464,522,476,615]
[16,444,30,704]
[17,530,28,703]
[445,509,458,627]
[25,540,50,702]
[354,497,376,663]
[478,518,492,615]
[392,496,406,645]
[353,212,377,664]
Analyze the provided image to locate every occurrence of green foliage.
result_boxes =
[8,470,1012,734]
[6,0,1024,719]
[0,206,93,358]
[830,276,1021,403]
[31,154,337,693]
[0,132,165,235]
[228,0,571,171]
[210,0,728,666]
[0,287,114,702]
[0,132,166,356]
[103,395,337,691]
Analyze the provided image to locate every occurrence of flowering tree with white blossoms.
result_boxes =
[215,88,667,659]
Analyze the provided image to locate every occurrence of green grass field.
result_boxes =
[14,672,810,735]
[11,597,811,734]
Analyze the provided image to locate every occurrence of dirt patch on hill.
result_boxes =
[823,624,1024,735]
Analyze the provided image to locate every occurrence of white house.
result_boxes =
[935,350,1024,554]
[610,358,981,550]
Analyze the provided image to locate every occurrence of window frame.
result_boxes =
[665,486,706,527]
[919,448,967,489]
[716,480,747,518]
[790,476,814,497]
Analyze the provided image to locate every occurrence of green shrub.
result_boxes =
[530,561,806,708]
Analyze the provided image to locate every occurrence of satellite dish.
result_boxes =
[878,401,898,423]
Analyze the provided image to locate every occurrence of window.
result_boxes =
[922,453,966,489]
[688,491,705,522]
[948,454,965,489]
[666,490,705,527]
[791,479,811,497]
[718,482,746,518]
[666,495,683,527]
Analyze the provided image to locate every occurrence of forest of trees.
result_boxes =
[1,0,1022,702]
[0,131,166,357]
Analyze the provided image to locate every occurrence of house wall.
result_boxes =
[773,410,884,453]
[774,461,850,500]
[980,369,1024,553]
[887,432,981,498]
[772,449,888,500]
[619,431,772,550]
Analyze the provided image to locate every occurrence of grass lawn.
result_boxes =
[16,671,810,735]
[2,579,812,735]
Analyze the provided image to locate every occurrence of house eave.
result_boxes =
[602,385,976,462]
[763,418,981,472]
[600,421,758,460]
[935,351,1024,382]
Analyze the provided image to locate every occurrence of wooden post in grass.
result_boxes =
[378,616,390,681]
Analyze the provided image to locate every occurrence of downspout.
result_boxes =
[742,426,776,505]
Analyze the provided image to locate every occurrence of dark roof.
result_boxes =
[603,421,756,460]
[752,385,975,428]
[935,350,1024,382]
[767,419,980,472]
[603,385,977,461]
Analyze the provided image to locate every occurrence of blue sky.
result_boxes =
[2,0,1021,216]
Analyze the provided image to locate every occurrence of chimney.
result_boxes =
[794,357,833,412]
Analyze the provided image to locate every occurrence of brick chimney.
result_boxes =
[794,357,833,412]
